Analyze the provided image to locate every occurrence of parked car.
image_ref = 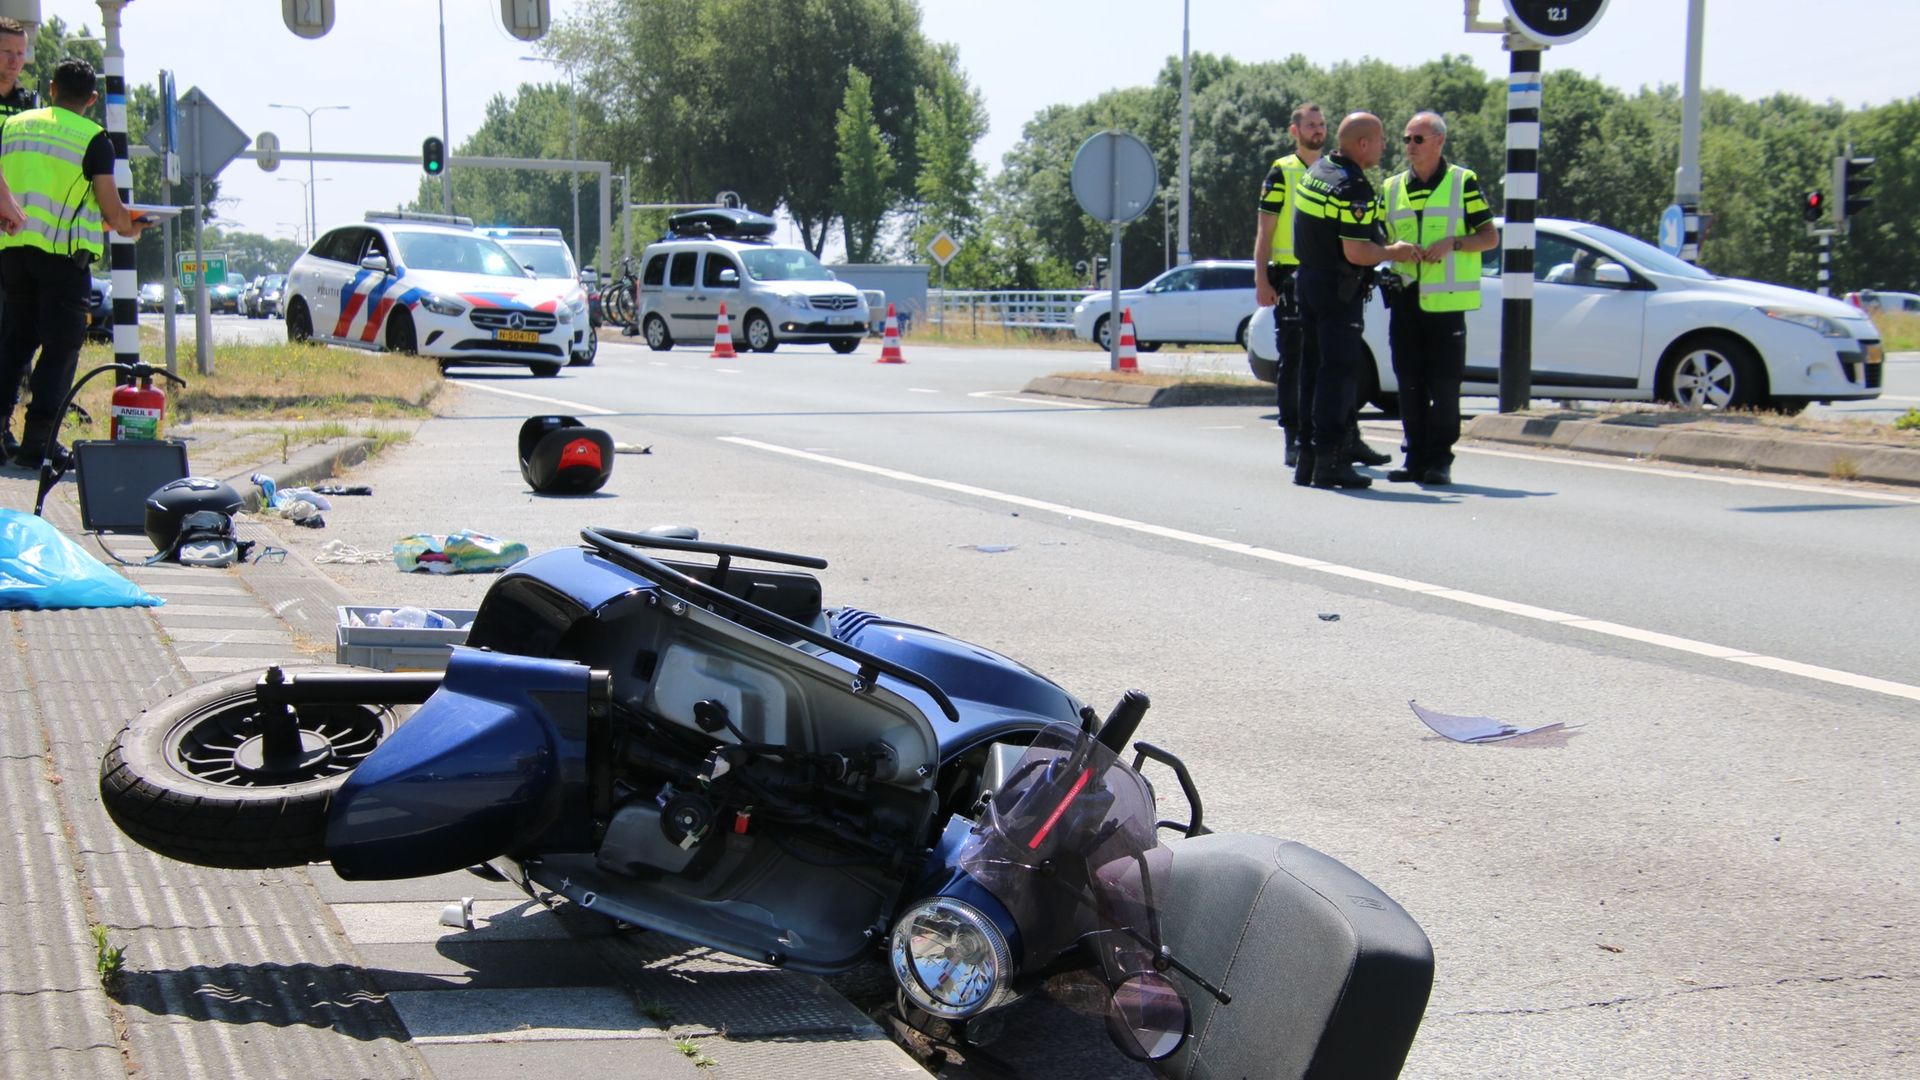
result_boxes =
[138,281,185,314]
[1845,289,1920,317]
[244,273,287,319]
[1245,217,1884,412]
[285,211,575,377]
[87,277,111,340]
[636,208,868,353]
[477,226,595,366]
[1072,261,1259,351]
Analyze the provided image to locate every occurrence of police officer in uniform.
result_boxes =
[1380,111,1495,486]
[1254,102,1389,471]
[0,17,38,459]
[0,59,150,469]
[1291,113,1419,490]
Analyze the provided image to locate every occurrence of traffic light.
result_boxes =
[1801,190,1825,224]
[422,137,445,176]
[1834,154,1874,228]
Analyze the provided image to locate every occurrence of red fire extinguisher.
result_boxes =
[110,376,165,440]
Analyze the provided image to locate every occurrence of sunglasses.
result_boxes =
[1402,134,1435,145]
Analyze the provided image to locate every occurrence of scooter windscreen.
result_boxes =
[954,721,1189,1061]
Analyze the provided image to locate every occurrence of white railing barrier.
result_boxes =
[928,290,1094,333]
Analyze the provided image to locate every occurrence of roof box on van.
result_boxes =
[666,207,777,239]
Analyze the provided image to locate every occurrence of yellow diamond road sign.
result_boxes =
[928,231,960,267]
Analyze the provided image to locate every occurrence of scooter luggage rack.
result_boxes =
[579,526,961,723]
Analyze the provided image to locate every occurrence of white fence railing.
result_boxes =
[927,289,1093,332]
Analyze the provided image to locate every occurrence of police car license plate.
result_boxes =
[494,329,539,344]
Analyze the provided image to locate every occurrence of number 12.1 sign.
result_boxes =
[1503,0,1608,46]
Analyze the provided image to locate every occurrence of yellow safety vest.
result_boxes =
[1382,164,1481,313]
[0,106,105,258]
[1260,153,1309,267]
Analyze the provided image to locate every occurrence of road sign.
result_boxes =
[1071,132,1156,224]
[1658,204,1685,256]
[500,0,550,41]
[255,131,281,172]
[1503,0,1609,46]
[175,87,251,180]
[176,251,228,288]
[283,0,335,39]
[927,230,960,267]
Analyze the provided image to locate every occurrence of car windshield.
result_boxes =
[264,275,285,289]
[501,241,576,279]
[1569,224,1716,282]
[394,232,530,278]
[739,247,834,282]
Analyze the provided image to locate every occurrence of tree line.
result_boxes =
[393,0,1912,297]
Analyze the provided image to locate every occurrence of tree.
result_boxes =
[908,45,988,266]
[835,67,896,264]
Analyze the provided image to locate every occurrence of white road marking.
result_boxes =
[908,388,940,394]
[458,381,617,415]
[967,390,1108,409]
[1450,442,1920,505]
[722,436,1920,704]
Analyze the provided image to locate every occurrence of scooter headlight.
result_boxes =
[889,898,1012,1019]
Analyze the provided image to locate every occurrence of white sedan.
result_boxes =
[1073,261,1258,351]
[1247,218,1884,412]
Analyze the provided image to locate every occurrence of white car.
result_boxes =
[286,212,575,377]
[636,208,868,353]
[1072,261,1259,351]
[479,227,596,366]
[1846,289,1920,317]
[1246,217,1884,412]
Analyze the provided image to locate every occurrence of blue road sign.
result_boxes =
[1659,203,1685,256]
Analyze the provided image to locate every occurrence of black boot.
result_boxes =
[0,415,17,464]
[1292,447,1315,487]
[1348,431,1391,467]
[1312,456,1373,490]
[1284,436,1300,469]
[14,420,70,470]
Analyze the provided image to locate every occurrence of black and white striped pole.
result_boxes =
[98,1,140,385]
[1498,46,1541,413]
[1816,232,1831,297]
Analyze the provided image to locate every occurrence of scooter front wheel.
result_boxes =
[99,666,410,870]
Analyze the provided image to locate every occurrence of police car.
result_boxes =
[477,226,596,366]
[285,212,576,376]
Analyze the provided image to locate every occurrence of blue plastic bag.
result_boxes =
[0,509,163,610]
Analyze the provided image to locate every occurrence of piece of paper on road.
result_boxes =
[1410,699,1565,743]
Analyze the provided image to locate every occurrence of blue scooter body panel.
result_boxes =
[325,648,600,880]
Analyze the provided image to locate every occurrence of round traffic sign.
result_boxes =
[1503,0,1609,46]
[255,131,280,172]
[1658,204,1685,256]
[1070,131,1157,225]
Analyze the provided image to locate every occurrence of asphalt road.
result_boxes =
[245,336,1916,1079]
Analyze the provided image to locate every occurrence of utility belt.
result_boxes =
[1264,262,1297,291]
[1336,264,1379,305]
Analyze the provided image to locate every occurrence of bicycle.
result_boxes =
[604,256,639,331]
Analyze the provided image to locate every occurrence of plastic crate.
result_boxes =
[335,606,478,671]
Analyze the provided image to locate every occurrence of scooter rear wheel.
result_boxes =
[99,666,410,870]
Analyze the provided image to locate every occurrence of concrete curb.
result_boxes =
[1023,375,1270,407]
[227,435,378,510]
[1464,413,1920,488]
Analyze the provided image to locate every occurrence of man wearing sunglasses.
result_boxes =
[1291,113,1421,490]
[1378,112,1497,486]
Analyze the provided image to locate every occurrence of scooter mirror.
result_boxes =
[1105,971,1189,1061]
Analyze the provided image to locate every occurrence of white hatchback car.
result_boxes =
[480,227,596,367]
[1246,217,1884,412]
[1072,261,1259,351]
[286,213,576,377]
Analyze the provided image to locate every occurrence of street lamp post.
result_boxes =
[268,102,348,241]
[276,177,328,245]
[522,55,582,261]
[1176,0,1192,266]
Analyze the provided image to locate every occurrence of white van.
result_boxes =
[635,209,868,354]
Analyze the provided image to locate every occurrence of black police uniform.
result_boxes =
[1291,152,1384,485]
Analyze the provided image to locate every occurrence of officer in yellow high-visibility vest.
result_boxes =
[1379,111,1495,486]
[1253,102,1389,472]
[0,58,149,469]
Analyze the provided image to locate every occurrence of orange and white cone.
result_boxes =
[1115,307,1139,372]
[876,303,905,364]
[710,302,737,359]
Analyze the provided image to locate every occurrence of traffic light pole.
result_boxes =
[1816,230,1832,297]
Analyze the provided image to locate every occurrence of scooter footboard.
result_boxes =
[1156,833,1432,1080]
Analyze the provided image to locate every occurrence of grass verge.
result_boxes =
[57,340,440,443]
[1872,311,1919,352]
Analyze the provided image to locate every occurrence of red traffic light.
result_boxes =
[1801,190,1824,223]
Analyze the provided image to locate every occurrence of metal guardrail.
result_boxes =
[928,289,1093,332]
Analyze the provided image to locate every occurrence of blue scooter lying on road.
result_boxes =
[100,528,1434,1077]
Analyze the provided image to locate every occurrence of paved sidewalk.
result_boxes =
[1,431,927,1079]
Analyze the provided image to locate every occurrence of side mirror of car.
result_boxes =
[717,268,739,286]
[359,255,390,274]
[1595,264,1630,286]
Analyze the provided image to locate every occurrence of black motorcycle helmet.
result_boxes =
[144,477,243,554]
[518,414,614,494]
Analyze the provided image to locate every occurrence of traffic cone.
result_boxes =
[710,302,737,359]
[1115,308,1139,372]
[876,303,905,364]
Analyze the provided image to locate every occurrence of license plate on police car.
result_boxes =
[494,329,539,344]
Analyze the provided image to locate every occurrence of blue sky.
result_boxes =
[31,0,1914,251]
